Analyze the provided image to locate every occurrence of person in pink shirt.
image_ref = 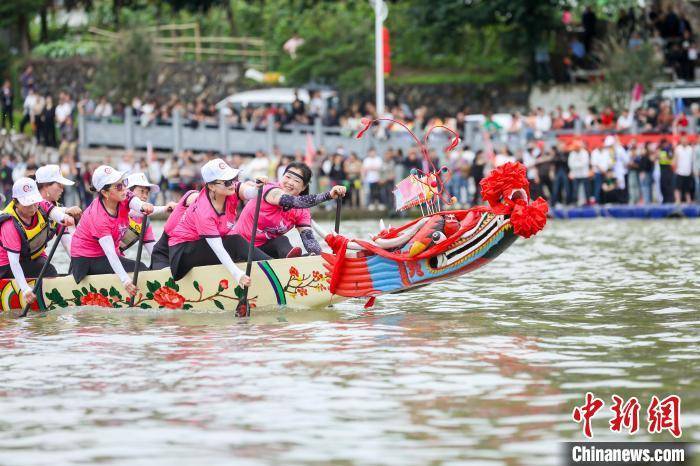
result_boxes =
[70,165,155,298]
[168,158,269,285]
[150,189,199,270]
[233,162,345,258]
[0,177,75,305]
[120,173,176,258]
[35,164,82,255]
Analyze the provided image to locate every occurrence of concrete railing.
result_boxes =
[79,110,700,157]
[79,109,454,156]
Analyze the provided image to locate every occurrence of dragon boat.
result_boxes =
[0,120,548,314]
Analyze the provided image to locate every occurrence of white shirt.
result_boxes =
[616,114,633,130]
[362,155,382,183]
[590,148,612,173]
[55,102,73,123]
[674,144,693,176]
[246,156,270,180]
[535,114,552,132]
[94,102,113,118]
[23,94,37,115]
[494,153,516,168]
[568,150,590,179]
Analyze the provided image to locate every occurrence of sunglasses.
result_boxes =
[103,182,126,191]
[214,179,236,187]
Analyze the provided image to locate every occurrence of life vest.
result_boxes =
[0,200,51,260]
[118,217,142,252]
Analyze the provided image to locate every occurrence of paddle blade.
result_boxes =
[235,299,249,318]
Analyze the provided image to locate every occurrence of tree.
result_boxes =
[0,0,45,54]
[88,30,154,102]
[591,36,663,110]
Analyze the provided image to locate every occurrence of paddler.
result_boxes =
[120,173,176,257]
[167,158,270,285]
[0,177,76,305]
[69,165,160,297]
[34,164,82,254]
[150,188,199,270]
[232,162,345,258]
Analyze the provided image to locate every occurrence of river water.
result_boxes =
[0,219,698,466]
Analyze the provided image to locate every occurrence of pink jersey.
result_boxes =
[232,183,311,247]
[0,200,55,266]
[163,190,198,236]
[168,187,241,246]
[71,193,135,258]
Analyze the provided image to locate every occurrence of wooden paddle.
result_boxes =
[236,182,264,318]
[334,197,342,234]
[129,214,149,307]
[20,226,66,318]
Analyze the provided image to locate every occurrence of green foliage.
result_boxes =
[591,36,663,110]
[0,0,45,28]
[88,30,154,102]
[32,39,98,59]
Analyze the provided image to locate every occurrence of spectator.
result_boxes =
[568,140,591,205]
[658,139,675,203]
[638,143,655,204]
[362,148,383,210]
[41,94,57,147]
[283,32,305,59]
[94,96,113,119]
[55,91,74,128]
[344,152,363,208]
[551,142,571,206]
[1,80,12,131]
[673,135,695,203]
[19,66,34,98]
[19,86,38,135]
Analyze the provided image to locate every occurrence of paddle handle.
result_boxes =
[20,226,66,317]
[239,183,264,317]
[129,215,149,307]
[334,197,342,234]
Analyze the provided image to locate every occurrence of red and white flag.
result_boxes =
[305,133,315,166]
[629,83,644,115]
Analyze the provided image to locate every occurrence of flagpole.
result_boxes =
[375,0,385,117]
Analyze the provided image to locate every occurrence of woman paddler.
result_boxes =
[167,158,270,286]
[69,165,158,297]
[119,173,176,257]
[232,162,345,258]
[35,164,82,254]
[0,177,76,305]
[150,189,199,271]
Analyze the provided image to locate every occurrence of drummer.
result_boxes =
[35,164,82,254]
[70,165,157,297]
[168,158,270,285]
[233,162,345,258]
[0,178,75,305]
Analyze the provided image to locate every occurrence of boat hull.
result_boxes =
[0,256,342,313]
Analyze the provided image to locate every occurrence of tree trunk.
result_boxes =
[18,13,32,55]
[225,0,237,36]
[40,4,49,43]
[113,0,121,28]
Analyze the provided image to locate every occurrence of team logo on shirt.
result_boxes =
[117,224,129,240]
[226,221,236,231]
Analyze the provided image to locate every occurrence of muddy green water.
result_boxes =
[0,219,698,465]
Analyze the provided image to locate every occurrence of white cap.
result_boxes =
[13,177,44,206]
[125,172,160,194]
[35,164,75,186]
[92,165,126,191]
[201,158,239,183]
[603,135,615,147]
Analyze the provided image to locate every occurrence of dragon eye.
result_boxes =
[431,231,447,243]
